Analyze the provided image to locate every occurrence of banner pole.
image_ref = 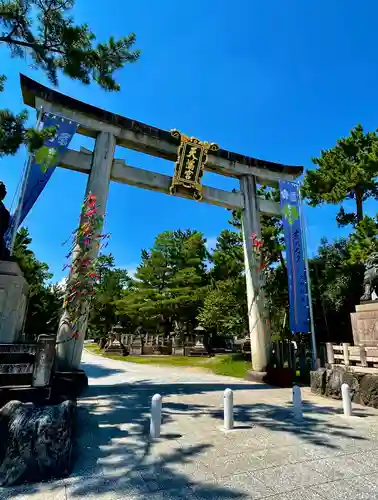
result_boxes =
[9,106,44,255]
[299,186,317,368]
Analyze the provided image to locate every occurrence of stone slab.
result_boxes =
[0,261,29,344]
[0,261,25,277]
[351,310,378,346]
[356,302,378,313]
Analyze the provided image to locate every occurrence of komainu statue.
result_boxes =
[360,252,378,301]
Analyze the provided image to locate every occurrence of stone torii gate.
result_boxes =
[20,74,303,375]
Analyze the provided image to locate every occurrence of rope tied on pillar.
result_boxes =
[57,192,110,348]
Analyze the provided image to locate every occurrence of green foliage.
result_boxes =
[116,230,208,334]
[263,265,289,339]
[0,0,139,157]
[0,108,28,156]
[197,279,247,336]
[210,229,244,281]
[0,0,139,90]
[348,215,378,264]
[87,254,131,339]
[302,124,378,226]
[258,186,285,268]
[201,222,247,336]
[310,238,363,342]
[0,74,5,92]
[13,227,63,338]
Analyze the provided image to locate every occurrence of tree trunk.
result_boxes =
[279,251,287,276]
[355,189,364,223]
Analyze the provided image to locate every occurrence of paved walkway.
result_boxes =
[3,350,378,499]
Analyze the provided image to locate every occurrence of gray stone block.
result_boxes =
[310,369,326,395]
[0,399,76,486]
[343,371,364,403]
[359,375,378,408]
[325,367,344,399]
[313,365,378,409]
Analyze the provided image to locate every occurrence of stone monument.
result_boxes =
[0,182,29,344]
[190,325,209,355]
[0,182,10,261]
[351,252,378,346]
[104,323,125,355]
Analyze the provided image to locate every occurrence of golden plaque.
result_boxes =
[170,129,219,201]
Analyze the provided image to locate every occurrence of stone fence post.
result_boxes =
[326,342,335,365]
[32,334,56,387]
[343,343,350,366]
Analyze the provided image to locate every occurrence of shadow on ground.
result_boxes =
[81,363,125,379]
[2,361,373,500]
[64,359,372,499]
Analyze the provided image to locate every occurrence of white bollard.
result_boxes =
[150,393,162,438]
[341,383,352,417]
[224,388,234,430]
[292,385,303,421]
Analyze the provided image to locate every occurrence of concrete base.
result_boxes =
[0,261,29,344]
[311,367,378,408]
[245,370,268,383]
[351,301,378,346]
[246,367,297,387]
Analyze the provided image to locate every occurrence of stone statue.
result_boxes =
[0,182,10,260]
[360,252,378,301]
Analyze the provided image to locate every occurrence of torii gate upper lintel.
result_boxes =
[19,73,303,374]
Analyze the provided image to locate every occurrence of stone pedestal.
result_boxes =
[130,337,142,355]
[351,301,378,346]
[32,334,56,388]
[0,261,29,344]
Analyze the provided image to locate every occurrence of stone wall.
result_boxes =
[311,367,378,408]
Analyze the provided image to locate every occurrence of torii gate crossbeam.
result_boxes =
[19,74,303,375]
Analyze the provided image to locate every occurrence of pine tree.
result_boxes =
[0,0,139,156]
[88,254,131,338]
[348,215,378,264]
[302,124,378,227]
[116,230,208,335]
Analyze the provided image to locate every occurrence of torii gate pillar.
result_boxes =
[19,74,303,374]
[55,131,115,370]
[240,175,270,373]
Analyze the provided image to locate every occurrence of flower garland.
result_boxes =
[251,232,268,272]
[250,232,270,326]
[60,193,109,342]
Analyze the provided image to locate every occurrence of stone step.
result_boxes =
[0,362,33,374]
[0,352,35,364]
[0,343,37,354]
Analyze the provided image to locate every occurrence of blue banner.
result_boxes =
[15,113,79,227]
[279,180,310,333]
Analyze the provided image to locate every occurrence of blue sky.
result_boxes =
[1,0,378,282]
